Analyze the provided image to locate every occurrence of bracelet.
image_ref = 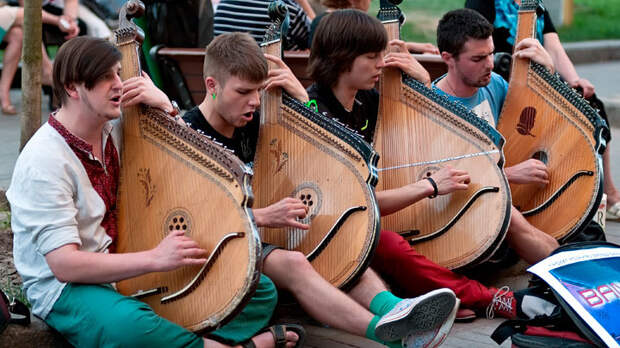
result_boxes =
[425,177,438,199]
[168,100,180,118]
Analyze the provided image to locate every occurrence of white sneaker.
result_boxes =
[402,298,459,348]
[374,288,457,342]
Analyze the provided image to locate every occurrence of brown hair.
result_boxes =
[437,8,493,58]
[203,32,268,85]
[53,36,122,105]
[309,10,387,87]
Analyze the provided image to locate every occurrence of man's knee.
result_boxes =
[7,26,23,43]
[264,250,316,287]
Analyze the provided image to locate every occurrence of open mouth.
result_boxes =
[110,96,121,104]
[241,112,253,121]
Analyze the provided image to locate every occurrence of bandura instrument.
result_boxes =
[114,0,261,332]
[374,0,511,269]
[253,2,380,289]
[497,0,608,241]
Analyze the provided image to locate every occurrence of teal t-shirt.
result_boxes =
[431,72,508,128]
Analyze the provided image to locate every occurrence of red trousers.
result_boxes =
[371,230,494,310]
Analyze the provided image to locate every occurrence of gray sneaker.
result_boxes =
[402,298,459,348]
[374,288,457,342]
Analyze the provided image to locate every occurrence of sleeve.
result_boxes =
[465,0,496,23]
[7,163,82,256]
[285,1,310,50]
[542,9,557,34]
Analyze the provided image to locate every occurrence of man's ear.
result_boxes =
[64,83,79,99]
[205,77,218,95]
[440,51,454,68]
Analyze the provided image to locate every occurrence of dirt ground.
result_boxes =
[0,224,22,297]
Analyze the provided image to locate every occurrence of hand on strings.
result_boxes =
[150,230,207,272]
[570,77,595,99]
[514,38,555,74]
[505,159,549,185]
[429,165,470,195]
[122,71,172,111]
[254,197,310,230]
[406,42,440,55]
[385,40,431,86]
[264,54,309,102]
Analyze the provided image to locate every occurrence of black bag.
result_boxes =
[491,241,618,347]
[0,289,30,334]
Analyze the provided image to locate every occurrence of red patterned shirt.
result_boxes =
[48,115,120,251]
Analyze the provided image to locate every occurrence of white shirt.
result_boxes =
[7,120,119,319]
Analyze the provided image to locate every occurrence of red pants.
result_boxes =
[372,230,494,310]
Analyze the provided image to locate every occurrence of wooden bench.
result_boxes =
[152,47,447,107]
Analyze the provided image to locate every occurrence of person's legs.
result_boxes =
[209,274,277,344]
[42,45,54,86]
[46,283,205,348]
[47,282,299,348]
[506,206,558,264]
[371,230,494,310]
[264,249,457,347]
[604,146,620,206]
[263,249,374,337]
[0,25,22,113]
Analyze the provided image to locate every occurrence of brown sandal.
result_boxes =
[240,324,306,348]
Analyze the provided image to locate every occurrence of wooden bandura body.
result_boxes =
[374,0,511,270]
[253,3,380,289]
[497,0,608,241]
[114,1,260,333]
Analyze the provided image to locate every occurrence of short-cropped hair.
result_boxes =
[53,37,121,105]
[309,9,387,87]
[437,8,493,58]
[203,32,268,85]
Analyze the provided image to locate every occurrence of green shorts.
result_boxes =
[46,274,277,347]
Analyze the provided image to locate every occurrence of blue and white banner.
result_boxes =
[528,246,620,348]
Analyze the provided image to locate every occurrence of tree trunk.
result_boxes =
[20,0,43,151]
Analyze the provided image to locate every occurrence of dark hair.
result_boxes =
[437,8,493,57]
[53,37,122,105]
[203,32,268,84]
[309,9,387,87]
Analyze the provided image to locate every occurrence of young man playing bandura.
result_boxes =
[182,31,458,348]
[307,9,557,321]
[7,36,303,348]
[432,8,559,262]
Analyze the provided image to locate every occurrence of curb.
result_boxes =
[564,40,620,65]
[602,97,620,129]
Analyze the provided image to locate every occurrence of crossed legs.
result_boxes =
[263,249,374,336]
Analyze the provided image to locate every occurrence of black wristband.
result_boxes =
[425,177,438,199]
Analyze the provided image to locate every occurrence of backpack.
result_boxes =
[491,241,619,348]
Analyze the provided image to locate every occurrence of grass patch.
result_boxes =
[557,0,620,42]
[370,0,462,43]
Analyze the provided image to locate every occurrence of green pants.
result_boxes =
[46,274,277,347]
